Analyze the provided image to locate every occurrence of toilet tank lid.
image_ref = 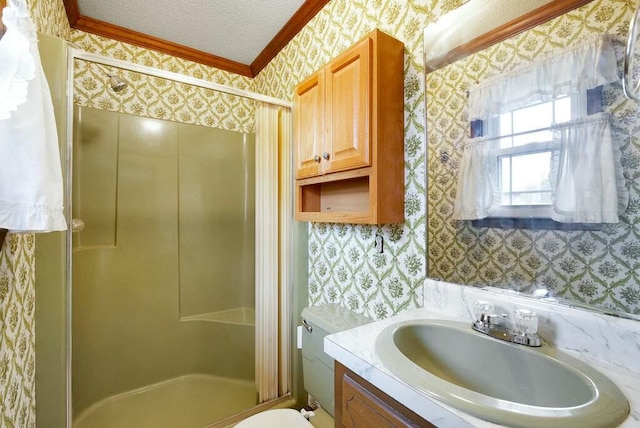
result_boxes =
[301,304,372,334]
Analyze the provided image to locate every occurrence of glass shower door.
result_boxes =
[71,106,257,427]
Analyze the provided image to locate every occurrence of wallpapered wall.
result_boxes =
[427,0,640,315]
[0,1,70,427]
[70,31,257,133]
[28,0,70,40]
[0,235,36,427]
[255,0,468,320]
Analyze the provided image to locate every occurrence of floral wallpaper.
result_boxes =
[255,0,469,320]
[426,0,640,315]
[71,31,257,133]
[28,0,71,40]
[0,235,36,428]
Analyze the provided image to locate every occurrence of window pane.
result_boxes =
[499,157,511,204]
[512,130,553,147]
[511,152,551,192]
[498,151,552,206]
[554,96,571,123]
[512,102,553,133]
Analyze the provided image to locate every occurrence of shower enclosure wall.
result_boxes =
[71,106,257,427]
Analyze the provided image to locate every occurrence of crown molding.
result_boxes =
[0,229,6,251]
[73,15,252,76]
[63,0,329,78]
[250,0,331,76]
[62,0,80,26]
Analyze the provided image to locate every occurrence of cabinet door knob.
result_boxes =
[314,155,321,163]
[323,152,330,160]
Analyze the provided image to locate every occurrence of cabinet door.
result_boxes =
[325,37,372,174]
[294,69,325,179]
[336,363,432,428]
[341,372,417,427]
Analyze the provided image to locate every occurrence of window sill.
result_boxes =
[471,217,602,231]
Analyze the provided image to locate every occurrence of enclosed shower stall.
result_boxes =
[32,35,294,428]
[71,106,257,427]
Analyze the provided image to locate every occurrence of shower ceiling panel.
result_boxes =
[66,0,329,77]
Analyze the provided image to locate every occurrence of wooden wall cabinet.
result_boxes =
[294,29,404,224]
[335,362,434,428]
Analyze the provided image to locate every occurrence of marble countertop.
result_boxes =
[324,281,640,427]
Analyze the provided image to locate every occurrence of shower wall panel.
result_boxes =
[178,126,255,318]
[72,106,118,249]
[72,108,255,417]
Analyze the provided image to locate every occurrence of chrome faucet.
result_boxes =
[472,301,541,347]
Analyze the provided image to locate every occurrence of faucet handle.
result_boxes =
[514,309,538,335]
[473,300,494,322]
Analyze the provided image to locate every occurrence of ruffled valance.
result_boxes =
[468,34,619,119]
[0,0,67,232]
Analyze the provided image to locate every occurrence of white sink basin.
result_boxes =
[375,319,629,427]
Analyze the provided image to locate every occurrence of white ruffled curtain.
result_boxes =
[551,114,628,223]
[453,137,500,219]
[454,34,626,223]
[467,34,619,119]
[0,0,66,232]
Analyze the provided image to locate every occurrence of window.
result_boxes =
[488,95,571,217]
[453,34,627,226]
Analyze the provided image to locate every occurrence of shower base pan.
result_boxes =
[73,374,256,428]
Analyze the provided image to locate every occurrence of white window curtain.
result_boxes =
[467,34,618,119]
[0,0,66,232]
[454,34,625,223]
[550,114,628,223]
[453,137,500,219]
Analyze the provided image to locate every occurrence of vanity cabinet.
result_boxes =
[335,362,434,428]
[294,29,404,224]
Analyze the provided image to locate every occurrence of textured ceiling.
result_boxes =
[77,0,305,65]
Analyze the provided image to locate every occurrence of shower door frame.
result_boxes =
[64,48,294,427]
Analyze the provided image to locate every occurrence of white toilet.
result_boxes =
[236,304,371,427]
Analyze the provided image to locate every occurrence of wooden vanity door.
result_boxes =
[341,375,413,427]
[336,362,433,428]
